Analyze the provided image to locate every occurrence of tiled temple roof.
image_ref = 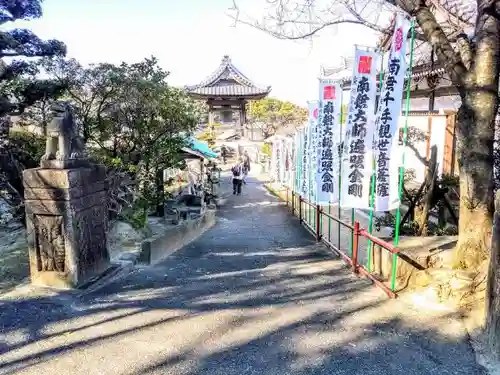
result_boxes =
[322,0,476,83]
[185,55,271,99]
[321,58,446,82]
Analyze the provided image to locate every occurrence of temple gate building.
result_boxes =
[185,55,271,140]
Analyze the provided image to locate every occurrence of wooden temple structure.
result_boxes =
[185,55,271,139]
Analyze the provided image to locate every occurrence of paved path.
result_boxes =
[0,174,485,375]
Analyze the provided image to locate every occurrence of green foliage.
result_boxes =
[119,198,149,230]
[43,56,198,149]
[247,97,307,138]
[261,143,272,156]
[39,56,200,216]
[0,129,46,223]
[374,212,458,237]
[0,1,66,117]
[0,1,67,226]
[194,100,208,123]
[8,130,45,167]
[374,169,459,237]
[1,2,200,224]
[439,173,459,190]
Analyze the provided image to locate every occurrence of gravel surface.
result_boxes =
[0,171,486,375]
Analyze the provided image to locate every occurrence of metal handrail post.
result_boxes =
[352,221,360,273]
[315,204,322,241]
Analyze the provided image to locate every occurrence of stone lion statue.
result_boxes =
[40,101,86,166]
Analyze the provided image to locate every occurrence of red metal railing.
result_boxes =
[320,208,354,266]
[269,184,399,298]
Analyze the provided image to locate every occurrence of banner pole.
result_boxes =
[294,135,298,194]
[296,133,301,195]
[308,132,313,228]
[299,133,305,209]
[391,18,416,291]
[307,105,313,228]
[366,52,385,272]
[296,134,301,207]
[349,208,355,256]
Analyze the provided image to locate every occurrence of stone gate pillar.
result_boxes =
[22,100,110,289]
[23,165,110,288]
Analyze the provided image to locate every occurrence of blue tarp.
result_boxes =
[187,137,217,159]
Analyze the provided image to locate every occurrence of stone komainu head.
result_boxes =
[41,100,86,167]
[46,100,73,134]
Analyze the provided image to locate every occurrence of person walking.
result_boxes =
[220,144,228,164]
[186,164,198,195]
[231,158,244,195]
[242,150,251,184]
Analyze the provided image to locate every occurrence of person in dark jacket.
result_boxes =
[220,144,228,164]
[231,158,244,195]
[242,150,251,184]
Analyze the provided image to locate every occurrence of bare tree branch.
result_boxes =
[412,5,468,94]
[456,32,474,70]
[229,0,378,40]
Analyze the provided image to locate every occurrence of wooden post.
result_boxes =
[239,103,245,138]
[208,106,215,136]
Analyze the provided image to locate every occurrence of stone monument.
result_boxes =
[23,101,110,288]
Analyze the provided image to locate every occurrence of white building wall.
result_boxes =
[429,116,447,177]
[395,114,449,183]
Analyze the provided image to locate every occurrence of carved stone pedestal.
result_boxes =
[23,165,110,289]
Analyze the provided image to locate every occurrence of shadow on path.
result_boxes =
[0,176,486,375]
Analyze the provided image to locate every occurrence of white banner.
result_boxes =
[301,125,310,197]
[284,138,293,187]
[374,14,411,211]
[278,138,286,184]
[270,141,277,182]
[274,140,282,184]
[307,101,319,203]
[316,79,342,204]
[293,131,300,191]
[340,48,380,209]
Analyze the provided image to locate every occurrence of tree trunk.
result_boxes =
[453,97,495,268]
[453,0,500,269]
[409,3,495,265]
[155,167,165,217]
[487,191,500,359]
[494,109,500,192]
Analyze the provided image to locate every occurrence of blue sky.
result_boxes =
[13,0,382,106]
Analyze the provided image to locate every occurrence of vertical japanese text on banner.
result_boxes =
[373,14,411,211]
[340,48,380,209]
[316,79,342,204]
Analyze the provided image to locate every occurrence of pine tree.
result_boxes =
[0,0,66,224]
